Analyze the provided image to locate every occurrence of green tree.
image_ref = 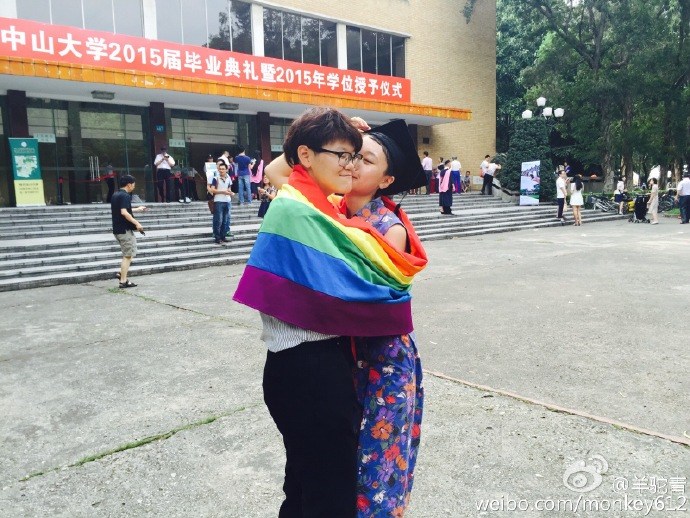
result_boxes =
[467,0,690,187]
[504,118,555,200]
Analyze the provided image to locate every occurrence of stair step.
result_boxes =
[0,198,626,291]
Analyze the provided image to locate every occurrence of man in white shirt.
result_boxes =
[450,156,462,194]
[482,159,500,196]
[480,155,490,178]
[217,150,231,168]
[153,146,175,202]
[676,172,690,224]
[556,169,568,222]
[421,151,433,195]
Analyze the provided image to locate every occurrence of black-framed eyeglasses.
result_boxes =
[313,147,363,167]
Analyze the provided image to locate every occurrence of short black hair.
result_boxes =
[119,175,136,187]
[283,107,362,167]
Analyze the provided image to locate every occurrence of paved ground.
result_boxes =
[1,217,688,517]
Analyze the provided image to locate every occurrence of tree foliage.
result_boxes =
[468,0,690,189]
[503,119,556,200]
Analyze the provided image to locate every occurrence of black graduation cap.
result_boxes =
[366,119,427,196]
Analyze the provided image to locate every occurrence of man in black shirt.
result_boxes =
[111,175,147,288]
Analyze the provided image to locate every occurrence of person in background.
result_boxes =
[204,155,218,214]
[184,164,198,201]
[111,175,147,288]
[439,159,453,214]
[647,177,659,225]
[235,147,253,204]
[216,150,231,169]
[675,172,690,224]
[435,157,445,195]
[556,169,568,223]
[421,151,433,195]
[250,150,264,201]
[450,156,462,194]
[209,161,234,244]
[256,174,276,218]
[102,162,117,203]
[154,146,175,202]
[480,154,490,184]
[615,177,626,214]
[570,174,584,226]
[462,170,471,193]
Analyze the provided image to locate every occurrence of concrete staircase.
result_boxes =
[0,194,623,291]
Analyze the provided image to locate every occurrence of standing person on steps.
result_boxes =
[154,146,175,202]
[556,169,568,223]
[235,147,253,204]
[209,161,235,245]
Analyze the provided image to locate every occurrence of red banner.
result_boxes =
[0,17,411,103]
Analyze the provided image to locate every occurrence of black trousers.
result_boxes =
[263,338,360,518]
[557,198,565,219]
[481,173,493,195]
[156,169,172,202]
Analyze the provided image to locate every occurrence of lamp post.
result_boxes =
[521,97,564,170]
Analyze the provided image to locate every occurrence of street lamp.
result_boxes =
[521,97,565,172]
[522,97,564,120]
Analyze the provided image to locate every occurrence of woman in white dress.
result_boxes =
[570,174,584,226]
[647,177,659,224]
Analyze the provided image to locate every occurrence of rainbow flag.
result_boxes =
[233,165,427,337]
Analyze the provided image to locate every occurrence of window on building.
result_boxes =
[301,17,320,65]
[84,0,114,33]
[156,0,183,43]
[320,21,337,68]
[346,26,361,73]
[182,0,209,47]
[207,0,230,50]
[51,0,83,29]
[206,0,252,53]
[17,0,143,36]
[263,8,339,67]
[229,1,252,54]
[282,12,302,63]
[17,0,51,23]
[263,8,282,60]
[361,30,376,74]
[392,36,405,77]
[114,0,144,37]
[346,27,406,78]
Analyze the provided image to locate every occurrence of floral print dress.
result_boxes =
[353,198,424,517]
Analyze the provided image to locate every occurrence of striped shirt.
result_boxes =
[260,313,336,353]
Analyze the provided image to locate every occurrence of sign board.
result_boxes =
[168,139,186,148]
[520,160,541,206]
[9,138,45,206]
[270,145,283,152]
[33,132,56,143]
[0,17,411,103]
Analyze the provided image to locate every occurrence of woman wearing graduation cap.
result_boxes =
[264,118,428,516]
[343,121,427,517]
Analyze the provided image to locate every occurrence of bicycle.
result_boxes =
[658,192,676,212]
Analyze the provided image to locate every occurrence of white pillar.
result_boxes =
[142,0,157,39]
[251,3,264,56]
[0,1,18,18]
[336,23,347,70]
